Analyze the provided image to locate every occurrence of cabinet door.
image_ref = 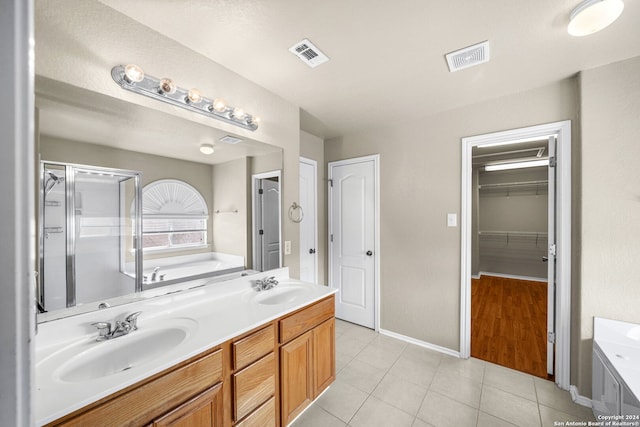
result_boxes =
[153,383,223,427]
[592,349,620,417]
[280,330,313,426]
[313,318,335,397]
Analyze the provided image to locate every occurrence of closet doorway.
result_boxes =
[471,137,552,379]
[460,121,572,390]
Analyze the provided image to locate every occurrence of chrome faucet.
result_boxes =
[150,267,161,282]
[255,276,279,291]
[92,311,142,342]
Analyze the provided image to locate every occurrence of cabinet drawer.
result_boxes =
[235,396,276,427]
[233,325,275,370]
[54,349,223,427]
[279,296,334,343]
[233,352,275,421]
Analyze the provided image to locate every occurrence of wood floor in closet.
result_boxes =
[471,275,549,379]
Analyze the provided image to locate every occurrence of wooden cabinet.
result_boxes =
[49,348,223,427]
[151,383,223,427]
[313,318,336,396]
[279,296,335,426]
[47,294,335,427]
[280,331,314,424]
[231,324,277,425]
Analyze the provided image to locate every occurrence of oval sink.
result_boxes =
[253,285,313,305]
[626,326,640,341]
[52,324,191,383]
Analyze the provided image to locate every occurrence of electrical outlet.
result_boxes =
[284,240,291,255]
[447,213,457,227]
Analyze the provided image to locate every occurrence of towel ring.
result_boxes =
[288,202,304,223]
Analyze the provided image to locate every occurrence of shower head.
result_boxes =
[44,171,65,197]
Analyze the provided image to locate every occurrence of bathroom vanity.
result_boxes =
[36,269,337,427]
[592,317,640,418]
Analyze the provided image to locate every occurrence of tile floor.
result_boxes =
[291,319,595,427]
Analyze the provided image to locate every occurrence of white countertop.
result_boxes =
[594,317,640,401]
[35,268,337,426]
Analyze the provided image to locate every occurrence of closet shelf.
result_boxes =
[478,180,548,192]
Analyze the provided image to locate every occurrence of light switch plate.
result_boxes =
[447,213,457,227]
[284,240,291,255]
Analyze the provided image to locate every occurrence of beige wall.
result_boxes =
[212,158,250,262]
[577,56,640,396]
[326,78,579,352]
[300,130,327,285]
[35,0,301,277]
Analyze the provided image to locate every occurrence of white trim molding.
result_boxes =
[379,329,461,358]
[570,385,593,408]
[477,271,548,283]
[460,120,572,390]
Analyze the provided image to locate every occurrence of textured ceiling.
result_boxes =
[99,0,640,138]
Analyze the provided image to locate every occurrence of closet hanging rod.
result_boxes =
[478,180,548,189]
[478,230,548,237]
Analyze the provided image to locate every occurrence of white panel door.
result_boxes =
[299,158,317,283]
[547,136,557,376]
[329,158,376,329]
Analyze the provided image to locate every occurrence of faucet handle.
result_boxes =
[125,311,142,330]
[92,322,111,341]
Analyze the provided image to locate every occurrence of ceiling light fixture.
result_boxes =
[485,159,549,171]
[568,0,624,36]
[111,65,260,131]
[199,143,215,155]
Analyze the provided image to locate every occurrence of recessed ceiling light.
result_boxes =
[568,0,624,36]
[199,143,214,155]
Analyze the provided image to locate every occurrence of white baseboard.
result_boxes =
[379,328,461,358]
[570,385,593,408]
[478,271,548,283]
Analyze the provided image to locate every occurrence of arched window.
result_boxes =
[141,179,208,251]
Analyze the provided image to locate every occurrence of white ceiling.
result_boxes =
[99,0,640,138]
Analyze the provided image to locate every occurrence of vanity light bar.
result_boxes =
[111,65,260,132]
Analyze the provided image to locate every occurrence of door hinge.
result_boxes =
[549,244,557,256]
[549,156,557,167]
[548,331,556,344]
[259,229,264,235]
[330,234,333,242]
[328,179,333,187]
[258,188,264,195]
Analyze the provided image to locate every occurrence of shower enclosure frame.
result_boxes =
[38,161,143,310]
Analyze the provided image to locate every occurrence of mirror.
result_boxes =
[36,77,283,321]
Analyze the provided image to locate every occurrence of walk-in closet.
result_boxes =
[470,140,551,379]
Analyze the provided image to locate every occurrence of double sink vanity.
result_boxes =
[36,268,337,427]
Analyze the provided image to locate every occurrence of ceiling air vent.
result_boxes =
[445,40,490,72]
[289,39,329,68]
[219,135,243,144]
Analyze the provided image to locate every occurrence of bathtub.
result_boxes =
[142,252,245,289]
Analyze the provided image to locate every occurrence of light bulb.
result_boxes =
[158,78,177,94]
[123,64,144,83]
[187,88,202,103]
[200,143,215,155]
[210,99,227,113]
[248,115,261,126]
[232,107,246,121]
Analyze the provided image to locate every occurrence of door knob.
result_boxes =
[542,256,549,262]
[366,250,373,256]
[309,248,316,254]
